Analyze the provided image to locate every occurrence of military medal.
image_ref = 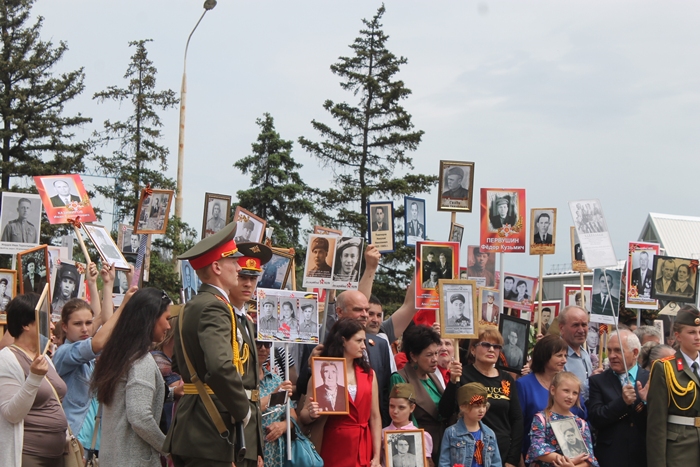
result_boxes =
[677,358,684,371]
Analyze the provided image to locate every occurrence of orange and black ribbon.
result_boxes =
[474,439,484,464]
[68,217,82,229]
[144,183,153,196]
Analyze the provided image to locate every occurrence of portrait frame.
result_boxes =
[180,260,201,303]
[117,223,150,254]
[416,241,460,309]
[437,160,475,212]
[367,200,395,254]
[0,269,18,324]
[563,284,592,312]
[466,245,496,288]
[502,273,539,312]
[302,234,337,289]
[651,255,699,304]
[568,199,617,269]
[82,224,131,271]
[201,192,231,239]
[313,225,342,236]
[257,289,319,344]
[459,267,468,280]
[480,188,527,254]
[570,227,591,273]
[438,279,478,339]
[497,314,530,374]
[404,197,426,247]
[33,174,97,225]
[34,283,51,355]
[233,206,266,244]
[134,188,174,235]
[331,237,365,289]
[532,300,561,334]
[384,429,428,467]
[551,418,590,459]
[529,208,556,255]
[590,268,622,325]
[17,244,50,301]
[625,242,660,310]
[50,259,86,317]
[311,357,349,415]
[0,192,42,254]
[449,222,464,245]
[478,287,501,327]
[259,249,295,290]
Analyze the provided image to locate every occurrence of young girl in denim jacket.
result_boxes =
[439,383,502,467]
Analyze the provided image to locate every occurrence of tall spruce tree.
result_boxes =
[0,0,91,190]
[298,5,435,304]
[92,39,178,224]
[235,113,317,248]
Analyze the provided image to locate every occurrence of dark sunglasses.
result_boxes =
[256,341,272,349]
[476,342,503,351]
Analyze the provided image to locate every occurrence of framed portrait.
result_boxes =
[437,160,475,212]
[529,208,556,255]
[332,237,364,289]
[532,300,561,335]
[438,279,478,339]
[259,249,294,290]
[313,225,342,236]
[134,188,174,235]
[233,207,266,244]
[459,267,468,280]
[654,319,664,342]
[303,234,337,289]
[50,259,85,317]
[34,283,51,355]
[201,193,231,239]
[651,255,699,304]
[367,201,394,254]
[416,241,460,309]
[478,287,501,327]
[551,418,589,459]
[33,174,97,225]
[256,289,318,343]
[384,430,428,467]
[180,260,201,303]
[298,297,319,339]
[568,199,617,269]
[480,188,526,253]
[83,224,131,271]
[0,269,17,323]
[502,273,539,312]
[311,357,349,415]
[625,242,660,309]
[449,222,464,245]
[590,268,622,324]
[0,192,42,254]
[497,314,530,373]
[466,245,496,288]
[18,245,50,299]
[563,284,592,312]
[404,197,426,247]
[117,223,147,254]
[570,227,591,273]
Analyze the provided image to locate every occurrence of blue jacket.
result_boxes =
[439,418,502,467]
[53,338,98,433]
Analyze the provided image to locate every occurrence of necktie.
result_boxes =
[692,362,699,381]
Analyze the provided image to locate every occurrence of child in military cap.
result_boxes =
[382,383,434,466]
[439,382,502,467]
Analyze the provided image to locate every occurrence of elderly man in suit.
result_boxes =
[316,361,347,412]
[587,330,648,467]
[591,272,620,316]
[654,258,676,294]
[49,179,81,207]
[630,251,653,298]
[481,291,499,324]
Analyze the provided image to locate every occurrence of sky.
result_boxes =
[27,0,700,277]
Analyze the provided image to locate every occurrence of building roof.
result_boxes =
[638,213,700,259]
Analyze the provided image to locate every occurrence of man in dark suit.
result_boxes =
[654,258,677,295]
[373,206,388,231]
[587,330,648,467]
[316,361,347,412]
[22,258,45,294]
[181,263,197,303]
[123,233,140,253]
[421,251,437,281]
[630,251,653,298]
[533,212,553,244]
[592,272,619,316]
[406,202,424,240]
[481,291,499,324]
[49,179,81,207]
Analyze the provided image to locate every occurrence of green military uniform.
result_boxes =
[647,307,700,467]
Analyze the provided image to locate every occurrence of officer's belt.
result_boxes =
[183,383,260,402]
[668,415,700,427]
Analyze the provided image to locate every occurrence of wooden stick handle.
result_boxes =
[72,225,91,265]
[537,254,544,333]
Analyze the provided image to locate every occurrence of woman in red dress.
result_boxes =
[300,318,381,467]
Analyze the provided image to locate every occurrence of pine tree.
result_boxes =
[235,113,317,248]
[0,0,91,190]
[92,39,178,224]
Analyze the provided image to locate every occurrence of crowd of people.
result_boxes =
[0,225,698,467]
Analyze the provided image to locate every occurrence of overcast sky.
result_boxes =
[29,1,700,276]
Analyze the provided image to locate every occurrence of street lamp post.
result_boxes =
[174,0,217,221]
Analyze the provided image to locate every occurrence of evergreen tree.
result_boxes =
[235,113,317,248]
[148,216,197,300]
[92,39,178,224]
[0,0,91,190]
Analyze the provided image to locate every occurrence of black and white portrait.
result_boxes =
[404,197,426,247]
[498,315,529,372]
[47,178,81,207]
[278,299,300,340]
[503,273,538,311]
[202,193,231,239]
[180,260,200,302]
[384,430,427,467]
[420,245,455,288]
[119,225,141,254]
[18,245,49,296]
[332,237,364,286]
[438,161,474,212]
[83,224,130,270]
[298,299,318,337]
[51,260,84,316]
[440,282,477,339]
[233,207,266,244]
[258,296,279,335]
[367,201,394,253]
[651,255,699,304]
[571,200,607,234]
[259,252,293,290]
[0,193,42,253]
[628,247,655,301]
[551,418,589,459]
[590,269,621,323]
[479,288,500,325]
[312,357,349,414]
[530,208,556,255]
[0,269,17,314]
[135,189,173,235]
[303,235,336,287]
[488,191,519,232]
[449,223,464,245]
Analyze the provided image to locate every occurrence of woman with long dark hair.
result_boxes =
[92,288,172,466]
[300,318,381,467]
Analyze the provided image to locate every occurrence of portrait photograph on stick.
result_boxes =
[437,160,474,212]
[651,255,699,304]
[563,284,592,313]
[35,283,51,355]
[570,226,591,273]
[180,260,201,303]
[201,192,231,239]
[439,279,478,339]
[0,192,42,254]
[466,245,496,288]
[497,314,530,373]
[502,272,539,312]
[17,244,49,297]
[134,187,173,235]
[449,222,464,245]
[311,357,349,415]
[331,237,364,289]
[590,268,622,325]
[529,208,556,255]
[298,297,319,340]
[626,241,660,309]
[404,197,426,247]
[50,259,85,317]
[83,223,131,270]
[416,241,460,309]
[384,430,428,467]
[478,287,500,326]
[480,188,526,253]
[532,300,561,335]
[258,250,294,290]
[233,206,266,244]
[117,223,142,254]
[367,200,395,253]
[568,199,617,269]
[302,234,337,289]
[0,269,17,322]
[33,174,97,225]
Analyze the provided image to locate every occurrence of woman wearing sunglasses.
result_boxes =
[442,328,523,467]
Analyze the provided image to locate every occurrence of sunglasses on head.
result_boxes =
[475,342,503,351]
[256,341,272,349]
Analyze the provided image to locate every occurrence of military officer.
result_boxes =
[299,302,317,334]
[442,166,469,199]
[647,305,700,467]
[164,222,251,467]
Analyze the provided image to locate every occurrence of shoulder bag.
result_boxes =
[283,416,324,467]
[85,403,102,467]
[46,379,85,467]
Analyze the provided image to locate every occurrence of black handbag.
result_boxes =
[283,417,324,467]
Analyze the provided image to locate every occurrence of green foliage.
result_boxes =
[92,39,178,224]
[0,0,91,191]
[147,216,197,301]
